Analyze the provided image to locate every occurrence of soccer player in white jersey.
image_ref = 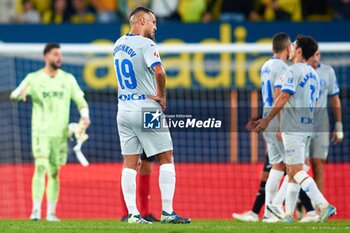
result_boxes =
[113,7,191,224]
[295,49,343,223]
[254,35,336,222]
[308,49,343,192]
[259,32,290,222]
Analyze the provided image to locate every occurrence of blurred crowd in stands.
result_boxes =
[0,0,349,24]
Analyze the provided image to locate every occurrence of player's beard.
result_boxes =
[145,31,155,42]
[50,61,61,70]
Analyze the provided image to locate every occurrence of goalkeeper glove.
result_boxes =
[68,121,89,167]
[74,119,89,143]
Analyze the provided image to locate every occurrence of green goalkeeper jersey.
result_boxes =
[11,69,88,137]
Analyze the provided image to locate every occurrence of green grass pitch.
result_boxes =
[1,220,350,233]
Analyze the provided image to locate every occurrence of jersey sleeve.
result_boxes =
[143,41,162,69]
[70,75,88,110]
[328,66,340,96]
[10,74,33,101]
[281,67,298,95]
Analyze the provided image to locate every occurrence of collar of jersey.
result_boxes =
[126,33,140,36]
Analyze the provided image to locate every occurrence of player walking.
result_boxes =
[258,32,290,222]
[255,35,336,222]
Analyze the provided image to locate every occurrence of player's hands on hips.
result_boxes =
[254,118,269,133]
[148,95,166,112]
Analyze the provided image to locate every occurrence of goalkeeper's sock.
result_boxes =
[121,168,139,215]
[159,164,175,214]
[47,165,60,204]
[32,200,42,214]
[251,181,266,214]
[32,162,47,210]
[139,174,151,217]
[264,169,284,215]
[285,183,300,216]
[119,182,128,217]
[47,201,57,215]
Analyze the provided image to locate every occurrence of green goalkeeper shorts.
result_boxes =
[32,135,68,166]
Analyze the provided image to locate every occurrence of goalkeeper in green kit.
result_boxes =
[10,43,90,221]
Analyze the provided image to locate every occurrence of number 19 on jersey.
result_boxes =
[115,59,137,89]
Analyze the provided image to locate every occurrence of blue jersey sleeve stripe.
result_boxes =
[282,89,295,95]
[329,92,339,97]
[150,61,162,69]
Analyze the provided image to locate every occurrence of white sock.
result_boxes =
[272,175,289,205]
[264,169,284,216]
[285,183,300,216]
[47,201,57,215]
[32,200,41,213]
[159,163,176,214]
[121,168,139,215]
[299,177,328,208]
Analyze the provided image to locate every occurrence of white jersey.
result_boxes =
[113,33,162,111]
[314,63,340,132]
[260,57,288,132]
[280,62,320,135]
[316,63,339,107]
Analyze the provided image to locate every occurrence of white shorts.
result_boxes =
[117,111,173,157]
[282,132,310,165]
[310,132,329,160]
[263,132,285,165]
